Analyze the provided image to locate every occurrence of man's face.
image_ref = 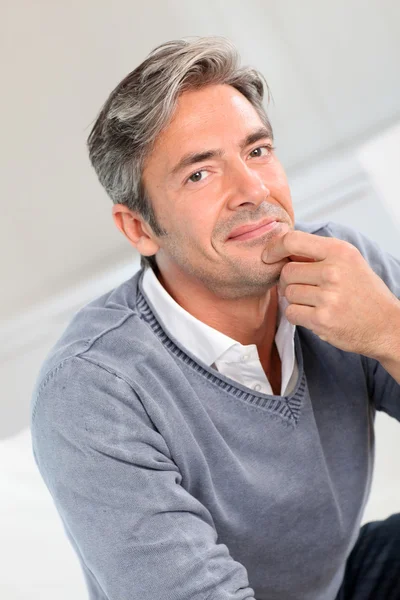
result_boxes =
[141,83,295,299]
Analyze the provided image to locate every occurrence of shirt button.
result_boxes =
[253,384,261,391]
[241,354,250,362]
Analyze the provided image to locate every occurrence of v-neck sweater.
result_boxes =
[30,220,400,600]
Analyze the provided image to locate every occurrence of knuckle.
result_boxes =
[322,264,340,284]
[339,239,359,257]
[281,261,295,277]
[330,291,341,307]
[285,304,296,322]
[285,284,295,301]
[315,306,331,326]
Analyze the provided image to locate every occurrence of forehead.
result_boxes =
[170,83,262,129]
[143,84,267,177]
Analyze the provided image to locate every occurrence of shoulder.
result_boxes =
[294,219,364,243]
[295,218,389,258]
[31,269,154,396]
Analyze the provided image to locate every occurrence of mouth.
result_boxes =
[227,219,280,242]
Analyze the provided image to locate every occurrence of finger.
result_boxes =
[281,283,321,307]
[263,230,329,264]
[289,255,316,263]
[262,229,291,264]
[279,260,324,290]
[284,304,316,328]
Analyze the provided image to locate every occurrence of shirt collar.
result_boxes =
[141,266,295,367]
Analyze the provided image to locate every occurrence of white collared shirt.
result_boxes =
[141,267,298,396]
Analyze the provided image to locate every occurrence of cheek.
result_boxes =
[183,203,216,237]
[272,167,289,193]
[171,211,207,246]
[272,171,294,218]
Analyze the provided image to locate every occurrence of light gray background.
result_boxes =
[1,1,399,598]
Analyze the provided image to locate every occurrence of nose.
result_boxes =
[226,160,270,209]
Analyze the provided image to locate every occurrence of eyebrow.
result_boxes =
[168,126,273,179]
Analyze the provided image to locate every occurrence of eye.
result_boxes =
[249,144,275,158]
[185,169,209,185]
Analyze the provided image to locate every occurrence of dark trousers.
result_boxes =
[335,513,400,599]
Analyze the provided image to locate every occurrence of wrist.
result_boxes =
[371,301,400,363]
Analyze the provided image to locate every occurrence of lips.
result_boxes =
[228,218,278,240]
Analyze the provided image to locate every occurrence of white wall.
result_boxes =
[2,1,400,598]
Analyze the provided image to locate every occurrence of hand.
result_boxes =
[262,229,400,358]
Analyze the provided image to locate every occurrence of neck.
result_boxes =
[156,269,280,364]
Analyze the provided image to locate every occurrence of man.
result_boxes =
[31,36,400,600]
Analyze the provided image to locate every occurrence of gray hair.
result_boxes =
[87,36,273,274]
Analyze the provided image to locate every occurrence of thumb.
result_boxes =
[261,224,291,263]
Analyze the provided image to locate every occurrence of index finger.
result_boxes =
[262,229,329,264]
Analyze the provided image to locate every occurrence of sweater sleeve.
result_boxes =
[322,222,400,421]
[30,356,255,600]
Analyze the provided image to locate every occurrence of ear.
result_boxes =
[112,204,160,256]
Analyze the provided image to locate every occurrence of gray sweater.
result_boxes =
[30,221,400,600]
